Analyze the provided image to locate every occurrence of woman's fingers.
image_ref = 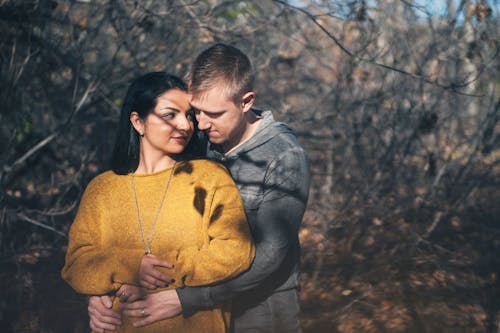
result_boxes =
[146,266,174,284]
[116,284,147,303]
[90,318,116,332]
[145,255,174,269]
[139,279,158,290]
[118,292,129,303]
[139,255,175,289]
[87,295,121,332]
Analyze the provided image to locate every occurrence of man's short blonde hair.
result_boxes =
[188,43,255,103]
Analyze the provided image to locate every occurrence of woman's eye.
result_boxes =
[162,113,175,119]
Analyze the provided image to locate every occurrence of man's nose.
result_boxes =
[197,112,210,130]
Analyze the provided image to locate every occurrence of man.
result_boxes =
[88,43,310,332]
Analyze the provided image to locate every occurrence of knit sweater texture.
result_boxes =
[61,159,255,333]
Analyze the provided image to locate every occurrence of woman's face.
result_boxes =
[139,89,194,157]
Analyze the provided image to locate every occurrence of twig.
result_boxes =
[14,47,38,87]
[3,132,58,174]
[272,0,485,96]
[28,200,78,217]
[2,80,98,185]
[17,213,67,238]
[424,211,443,238]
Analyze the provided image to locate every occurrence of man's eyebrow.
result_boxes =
[189,105,225,114]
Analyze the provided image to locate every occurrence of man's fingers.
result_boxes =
[122,308,147,318]
[121,300,145,311]
[133,315,156,327]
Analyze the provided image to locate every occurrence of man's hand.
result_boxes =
[88,295,121,332]
[139,254,175,289]
[121,289,182,327]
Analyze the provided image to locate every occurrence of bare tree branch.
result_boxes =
[272,0,486,95]
[17,212,67,238]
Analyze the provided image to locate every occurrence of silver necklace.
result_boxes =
[131,162,176,254]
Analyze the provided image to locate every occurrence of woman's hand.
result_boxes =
[121,289,182,327]
[116,284,146,303]
[88,295,121,332]
[139,254,175,289]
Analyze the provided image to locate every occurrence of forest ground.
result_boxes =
[0,185,498,333]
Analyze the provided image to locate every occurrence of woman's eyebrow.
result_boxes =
[158,106,180,112]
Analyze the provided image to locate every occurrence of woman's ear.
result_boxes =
[241,91,255,113]
[130,112,144,136]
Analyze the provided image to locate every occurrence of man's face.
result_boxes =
[190,85,247,153]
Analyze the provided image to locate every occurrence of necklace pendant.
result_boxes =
[133,162,176,260]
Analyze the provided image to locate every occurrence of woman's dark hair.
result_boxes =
[111,72,205,175]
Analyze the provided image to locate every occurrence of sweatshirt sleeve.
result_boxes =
[61,180,144,295]
[177,148,310,315]
[172,173,255,286]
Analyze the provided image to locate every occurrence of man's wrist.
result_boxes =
[176,287,212,317]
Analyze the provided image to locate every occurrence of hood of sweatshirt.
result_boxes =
[208,109,294,161]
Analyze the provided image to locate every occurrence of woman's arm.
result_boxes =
[61,180,144,295]
[169,173,255,286]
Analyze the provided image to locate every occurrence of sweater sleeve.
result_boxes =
[61,180,144,295]
[172,173,255,286]
[177,147,310,315]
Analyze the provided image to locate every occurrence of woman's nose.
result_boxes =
[177,114,192,132]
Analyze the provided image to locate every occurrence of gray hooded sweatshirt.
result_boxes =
[177,109,311,319]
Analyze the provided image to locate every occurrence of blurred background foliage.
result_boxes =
[0,0,499,332]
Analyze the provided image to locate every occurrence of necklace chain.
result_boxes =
[131,163,176,254]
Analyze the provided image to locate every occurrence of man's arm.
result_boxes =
[178,147,310,316]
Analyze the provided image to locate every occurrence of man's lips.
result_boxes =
[206,130,217,136]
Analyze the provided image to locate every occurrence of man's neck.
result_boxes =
[223,110,262,154]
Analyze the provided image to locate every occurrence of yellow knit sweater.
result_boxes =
[62,159,255,333]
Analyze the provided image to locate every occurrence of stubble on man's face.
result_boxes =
[191,87,246,151]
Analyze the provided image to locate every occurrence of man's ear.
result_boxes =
[130,112,145,136]
[241,91,255,113]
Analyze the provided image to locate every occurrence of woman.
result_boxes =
[61,72,255,332]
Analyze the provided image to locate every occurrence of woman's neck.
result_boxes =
[134,152,178,175]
